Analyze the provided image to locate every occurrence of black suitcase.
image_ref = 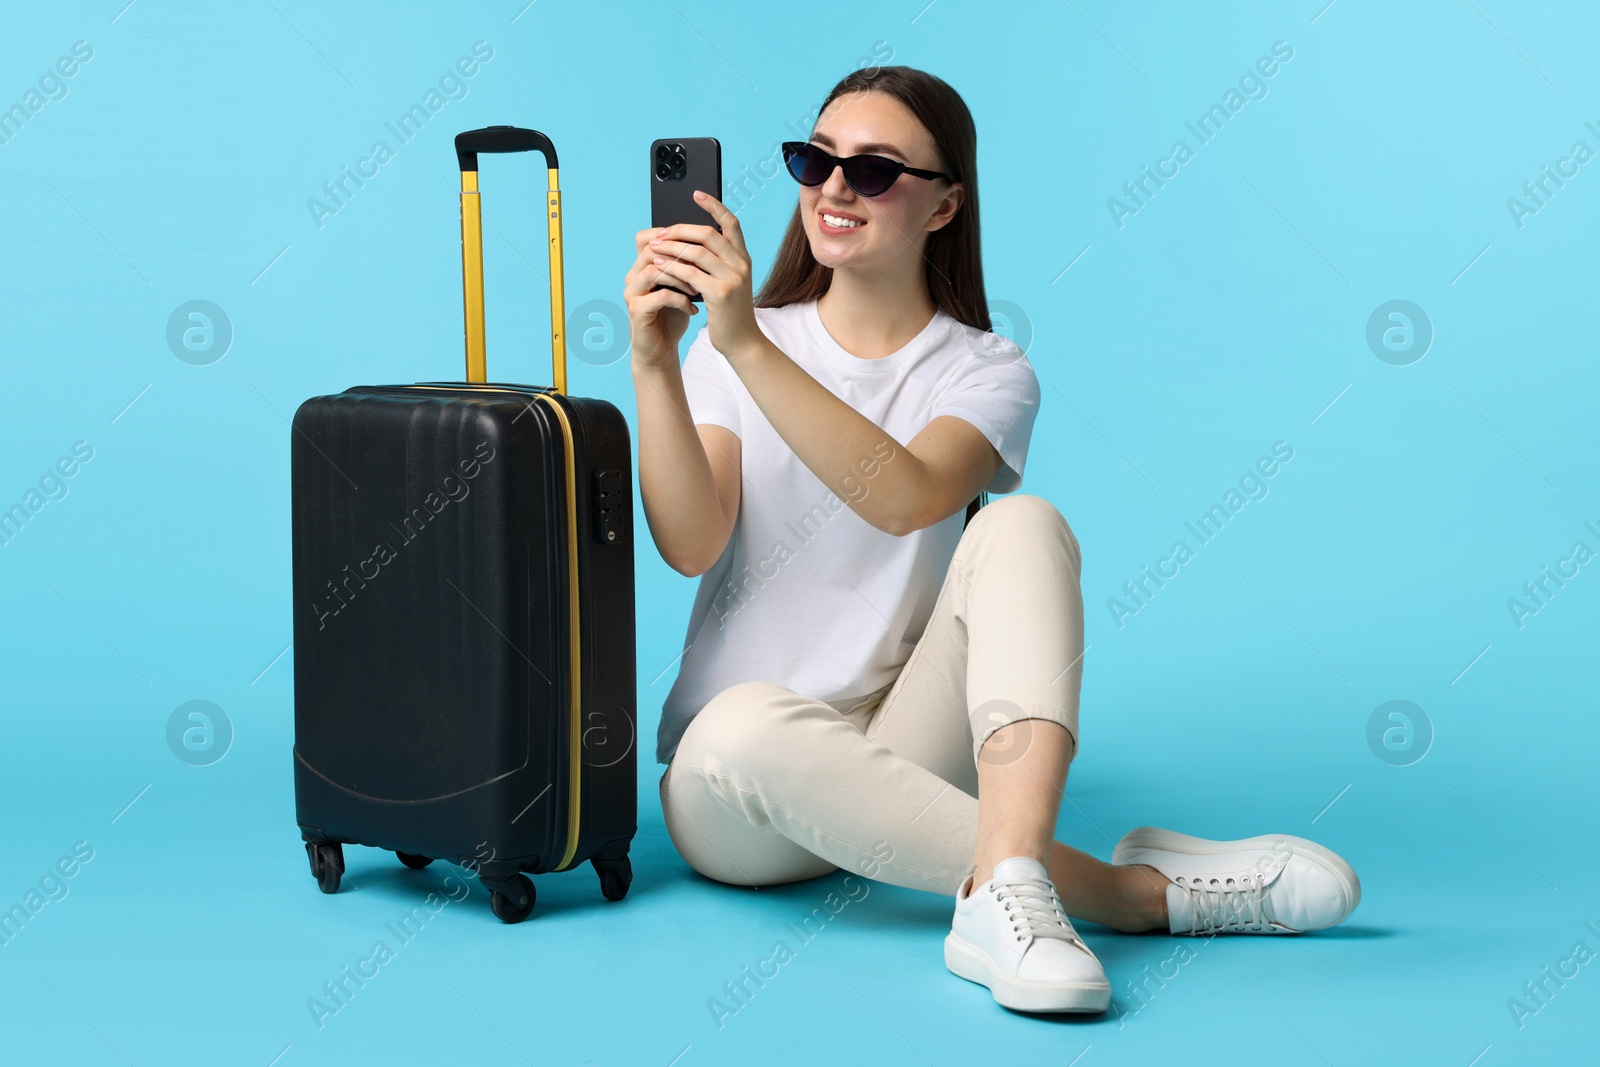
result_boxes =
[290,127,636,923]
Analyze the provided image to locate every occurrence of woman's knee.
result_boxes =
[973,492,1075,537]
[968,493,1080,562]
[670,680,812,775]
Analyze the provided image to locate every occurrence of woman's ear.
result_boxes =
[924,181,964,233]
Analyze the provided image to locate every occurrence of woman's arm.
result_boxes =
[648,193,1001,537]
[632,360,741,576]
[624,226,742,577]
[718,338,998,536]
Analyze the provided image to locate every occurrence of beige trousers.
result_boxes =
[659,493,1085,896]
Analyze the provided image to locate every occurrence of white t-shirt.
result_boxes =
[655,297,1042,764]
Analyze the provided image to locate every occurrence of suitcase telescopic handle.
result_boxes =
[455,126,567,393]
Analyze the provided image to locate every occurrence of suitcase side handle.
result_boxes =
[456,126,567,393]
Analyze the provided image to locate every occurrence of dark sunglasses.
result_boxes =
[781,141,954,198]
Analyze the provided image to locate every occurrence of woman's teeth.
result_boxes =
[822,213,862,228]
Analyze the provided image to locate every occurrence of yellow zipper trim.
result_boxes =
[533,391,583,871]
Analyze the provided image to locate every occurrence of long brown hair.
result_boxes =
[753,66,990,332]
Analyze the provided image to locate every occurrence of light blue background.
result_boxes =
[2,1,1595,1063]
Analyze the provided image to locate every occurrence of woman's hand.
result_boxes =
[624,227,698,373]
[647,191,762,358]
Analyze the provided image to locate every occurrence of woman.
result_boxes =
[621,65,1359,1015]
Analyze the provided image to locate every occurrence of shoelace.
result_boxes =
[990,878,1080,944]
[1174,871,1275,934]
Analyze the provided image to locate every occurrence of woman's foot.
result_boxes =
[1112,827,1360,935]
[945,856,1111,1013]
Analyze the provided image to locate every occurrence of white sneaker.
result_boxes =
[944,856,1111,1013]
[1112,827,1360,935]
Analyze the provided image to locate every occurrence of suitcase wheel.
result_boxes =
[395,851,433,870]
[593,855,632,902]
[306,842,344,894]
[487,874,536,924]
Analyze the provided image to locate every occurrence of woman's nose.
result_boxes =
[821,164,853,200]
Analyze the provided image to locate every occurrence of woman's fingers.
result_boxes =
[652,221,741,264]
[626,228,680,293]
[635,285,695,318]
[642,196,746,267]
[650,256,715,296]
[647,238,724,278]
[624,245,680,295]
[690,191,747,253]
[624,285,697,356]
[626,257,705,305]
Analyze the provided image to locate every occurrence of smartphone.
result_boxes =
[650,137,722,301]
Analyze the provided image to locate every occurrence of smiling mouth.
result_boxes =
[819,210,866,232]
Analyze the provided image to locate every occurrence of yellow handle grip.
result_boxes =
[458,148,566,393]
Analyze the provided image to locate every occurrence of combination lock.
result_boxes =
[591,467,627,545]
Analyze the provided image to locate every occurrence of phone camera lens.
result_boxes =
[654,142,693,180]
